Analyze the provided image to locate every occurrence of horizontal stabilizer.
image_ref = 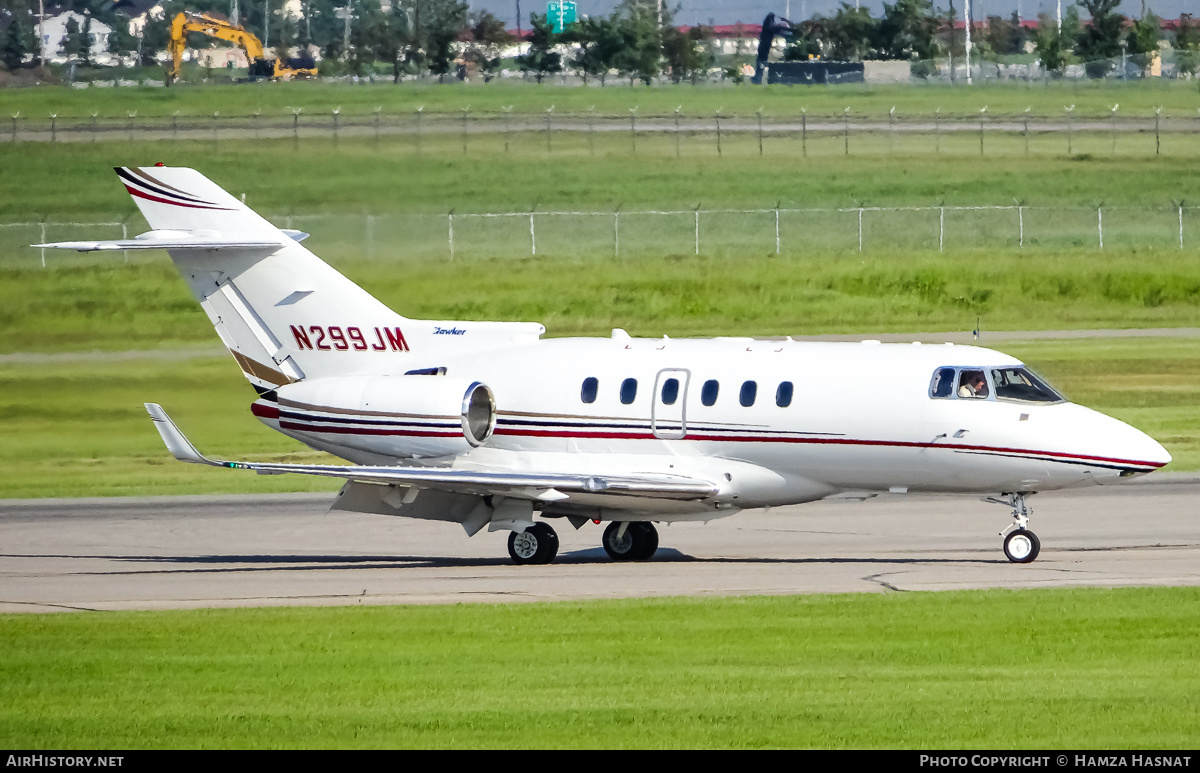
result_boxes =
[144,404,719,501]
[35,229,283,253]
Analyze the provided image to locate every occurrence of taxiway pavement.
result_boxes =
[2,474,1198,613]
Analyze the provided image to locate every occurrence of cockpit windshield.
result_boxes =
[989,367,1064,403]
[929,366,1066,403]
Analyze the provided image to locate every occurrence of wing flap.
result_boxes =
[145,403,719,501]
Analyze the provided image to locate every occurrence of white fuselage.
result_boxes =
[254,334,1170,521]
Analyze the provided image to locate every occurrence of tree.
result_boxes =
[1035,9,1076,75]
[985,13,1025,56]
[1126,8,1160,77]
[662,24,711,83]
[1075,0,1124,77]
[821,3,878,61]
[611,0,661,85]
[464,10,512,80]
[782,19,825,60]
[570,14,622,84]
[876,0,938,61]
[1,2,37,71]
[1175,13,1198,77]
[518,12,561,82]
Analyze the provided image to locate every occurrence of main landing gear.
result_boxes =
[507,522,559,565]
[506,521,660,565]
[988,492,1040,564]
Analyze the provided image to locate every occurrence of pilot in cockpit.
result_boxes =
[958,371,989,399]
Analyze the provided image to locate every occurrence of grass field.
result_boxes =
[1,588,1197,748]
[5,79,1200,122]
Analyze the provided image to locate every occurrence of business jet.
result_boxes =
[38,167,1171,565]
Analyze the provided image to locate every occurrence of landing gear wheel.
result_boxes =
[508,522,559,565]
[602,521,659,561]
[1003,528,1040,564]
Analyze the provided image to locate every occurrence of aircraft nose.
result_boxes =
[1093,409,1171,475]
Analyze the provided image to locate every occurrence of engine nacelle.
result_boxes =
[254,375,496,459]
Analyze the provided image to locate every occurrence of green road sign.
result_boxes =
[547,1,577,33]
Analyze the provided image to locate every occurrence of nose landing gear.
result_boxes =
[988,492,1041,563]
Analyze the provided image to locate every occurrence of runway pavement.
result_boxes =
[2,474,1198,613]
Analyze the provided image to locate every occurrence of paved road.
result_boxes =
[2,475,1197,613]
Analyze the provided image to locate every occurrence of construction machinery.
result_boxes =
[167,11,317,84]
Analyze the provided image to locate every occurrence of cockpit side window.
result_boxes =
[930,368,956,398]
[990,367,1065,403]
[957,370,989,399]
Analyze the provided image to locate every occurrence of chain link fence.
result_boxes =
[4,107,1200,157]
[4,203,1198,268]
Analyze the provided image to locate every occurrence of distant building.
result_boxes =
[38,12,114,64]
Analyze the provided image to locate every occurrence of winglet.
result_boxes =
[145,403,216,466]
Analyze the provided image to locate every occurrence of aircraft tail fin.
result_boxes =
[40,168,544,391]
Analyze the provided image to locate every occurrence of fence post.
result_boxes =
[715,110,722,157]
[91,112,98,143]
[332,107,340,148]
[1018,204,1024,248]
[545,105,554,153]
[1179,203,1184,249]
[628,106,637,155]
[1110,104,1118,155]
[756,107,764,156]
[121,222,129,263]
[461,106,470,155]
[530,210,536,256]
[858,205,864,252]
[694,205,700,256]
[935,108,940,154]
[414,106,423,154]
[374,106,382,147]
[978,105,987,156]
[448,211,455,260]
[1065,105,1074,155]
[888,106,895,153]
[1154,107,1162,156]
[50,113,56,142]
[1097,205,1103,249]
[675,105,682,158]
[800,108,807,157]
[843,107,850,155]
[614,209,620,258]
[292,108,302,150]
[502,105,513,153]
[1023,107,1030,157]
[775,204,781,255]
[939,206,944,252]
[10,112,18,143]
[40,221,46,268]
[588,105,596,156]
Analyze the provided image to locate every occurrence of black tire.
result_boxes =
[1003,528,1040,564]
[602,521,659,561]
[508,522,559,565]
[529,522,559,563]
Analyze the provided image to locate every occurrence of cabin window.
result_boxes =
[930,367,956,398]
[620,378,638,405]
[776,381,793,407]
[581,377,598,404]
[740,381,757,407]
[990,367,1064,403]
[957,370,989,399]
[701,380,719,406]
[661,378,680,405]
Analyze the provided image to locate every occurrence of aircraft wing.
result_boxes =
[145,403,718,502]
[33,229,305,252]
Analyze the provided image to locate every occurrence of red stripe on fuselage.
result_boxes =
[490,427,1165,470]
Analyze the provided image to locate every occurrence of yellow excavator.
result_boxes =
[167,11,317,84]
